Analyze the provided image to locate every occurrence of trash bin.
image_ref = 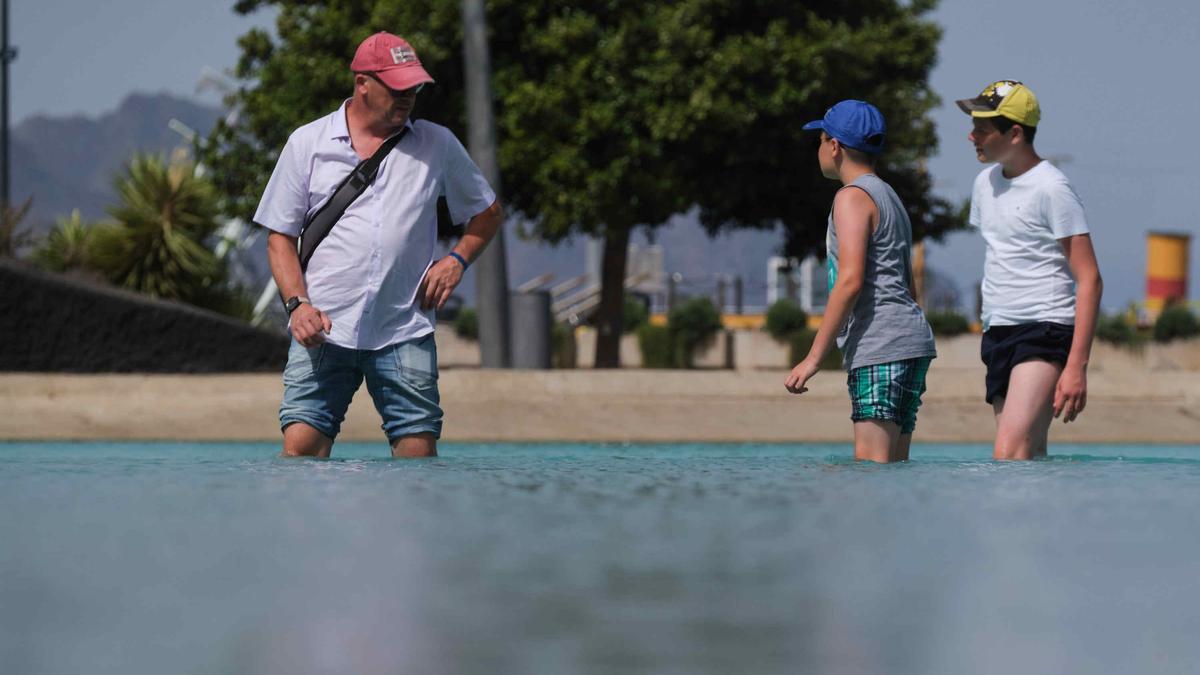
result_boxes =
[510,290,552,369]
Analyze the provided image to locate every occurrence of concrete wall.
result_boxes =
[556,327,1200,372]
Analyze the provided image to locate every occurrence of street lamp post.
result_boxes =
[1,0,16,208]
[462,0,511,368]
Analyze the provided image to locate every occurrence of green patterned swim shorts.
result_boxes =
[846,357,933,434]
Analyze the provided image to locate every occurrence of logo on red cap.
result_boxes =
[390,46,416,65]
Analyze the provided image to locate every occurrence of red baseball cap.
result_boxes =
[350,32,435,91]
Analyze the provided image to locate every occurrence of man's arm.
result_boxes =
[1055,233,1102,423]
[267,231,331,347]
[785,188,873,394]
[419,199,505,311]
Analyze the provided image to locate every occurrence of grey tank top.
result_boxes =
[826,174,937,371]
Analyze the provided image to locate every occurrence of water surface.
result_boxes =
[3,442,1198,674]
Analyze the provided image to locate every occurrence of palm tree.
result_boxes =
[90,151,225,303]
[32,209,96,272]
[0,198,34,257]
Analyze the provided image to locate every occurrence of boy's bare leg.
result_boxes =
[854,420,903,463]
[993,359,1061,460]
[391,432,437,458]
[282,422,333,458]
[896,433,913,462]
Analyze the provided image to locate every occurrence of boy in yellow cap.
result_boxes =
[957,81,1103,460]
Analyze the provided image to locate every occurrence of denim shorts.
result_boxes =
[846,357,932,434]
[280,333,442,442]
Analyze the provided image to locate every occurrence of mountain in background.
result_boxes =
[12,92,221,233]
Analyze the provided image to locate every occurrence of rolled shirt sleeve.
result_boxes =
[1045,180,1090,239]
[253,132,312,237]
[439,131,497,225]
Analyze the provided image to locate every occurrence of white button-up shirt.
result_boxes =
[254,101,496,350]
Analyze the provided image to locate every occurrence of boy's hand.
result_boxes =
[1053,363,1088,423]
[785,359,820,395]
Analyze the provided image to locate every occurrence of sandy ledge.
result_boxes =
[3,359,1198,444]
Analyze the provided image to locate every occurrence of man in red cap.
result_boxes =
[255,32,505,459]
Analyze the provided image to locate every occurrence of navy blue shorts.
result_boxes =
[980,322,1073,404]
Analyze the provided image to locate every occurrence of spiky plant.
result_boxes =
[0,198,34,257]
[90,151,225,303]
[32,209,96,272]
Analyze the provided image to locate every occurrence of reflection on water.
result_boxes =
[2,442,1199,675]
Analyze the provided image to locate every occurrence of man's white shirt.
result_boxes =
[969,160,1090,330]
[255,101,495,350]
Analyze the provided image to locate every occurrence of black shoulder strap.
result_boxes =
[297,126,410,271]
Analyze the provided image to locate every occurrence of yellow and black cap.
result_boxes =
[956,80,1040,127]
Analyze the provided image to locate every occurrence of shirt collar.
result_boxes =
[329,99,352,140]
[329,99,416,141]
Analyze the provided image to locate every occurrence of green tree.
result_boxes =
[207,0,961,367]
[32,210,96,273]
[90,152,227,304]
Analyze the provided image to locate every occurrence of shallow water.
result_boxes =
[2,442,1199,675]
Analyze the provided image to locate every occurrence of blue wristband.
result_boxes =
[448,251,469,270]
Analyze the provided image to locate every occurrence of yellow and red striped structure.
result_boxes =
[1145,232,1190,316]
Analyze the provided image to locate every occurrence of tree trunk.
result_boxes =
[594,226,630,368]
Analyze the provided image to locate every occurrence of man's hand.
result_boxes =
[419,255,466,311]
[291,303,332,347]
[785,358,821,395]
[1053,363,1088,423]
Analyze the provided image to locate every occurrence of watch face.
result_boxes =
[285,297,300,313]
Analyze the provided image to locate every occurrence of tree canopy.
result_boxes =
[205,0,962,363]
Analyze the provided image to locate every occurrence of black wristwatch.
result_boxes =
[283,296,310,316]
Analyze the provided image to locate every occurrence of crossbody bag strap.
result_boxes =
[297,126,410,272]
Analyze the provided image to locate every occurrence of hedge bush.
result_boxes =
[788,329,844,371]
[454,307,479,341]
[925,309,970,336]
[637,323,674,368]
[1154,304,1200,343]
[765,299,808,341]
[623,294,649,333]
[667,297,723,368]
[1096,312,1139,346]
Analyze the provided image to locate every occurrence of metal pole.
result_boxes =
[462,0,511,367]
[1,0,13,208]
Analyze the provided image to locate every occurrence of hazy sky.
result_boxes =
[9,0,1199,309]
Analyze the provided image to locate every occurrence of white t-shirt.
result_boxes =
[254,101,496,350]
[969,160,1090,330]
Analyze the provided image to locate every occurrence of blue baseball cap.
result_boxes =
[802,100,886,155]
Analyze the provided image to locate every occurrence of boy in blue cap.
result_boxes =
[785,100,937,463]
